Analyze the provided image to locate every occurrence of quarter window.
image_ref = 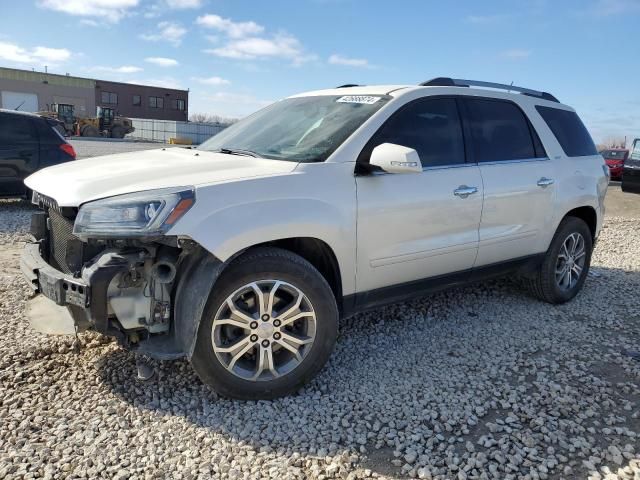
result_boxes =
[364,98,466,167]
[536,106,597,157]
[149,96,164,108]
[464,98,536,162]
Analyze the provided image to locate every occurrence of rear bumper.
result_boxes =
[607,164,623,177]
[21,242,132,335]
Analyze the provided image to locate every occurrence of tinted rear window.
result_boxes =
[536,106,597,157]
[464,98,536,162]
[35,118,64,143]
[600,149,627,160]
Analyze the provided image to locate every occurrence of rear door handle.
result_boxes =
[453,185,478,198]
[537,177,554,187]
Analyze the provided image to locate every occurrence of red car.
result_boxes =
[600,148,628,180]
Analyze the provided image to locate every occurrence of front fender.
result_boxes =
[173,196,356,296]
[173,246,225,359]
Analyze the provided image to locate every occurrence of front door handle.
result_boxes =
[453,185,478,198]
[537,177,554,187]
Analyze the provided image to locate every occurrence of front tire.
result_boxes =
[111,126,125,139]
[81,125,99,137]
[191,247,339,400]
[524,216,593,304]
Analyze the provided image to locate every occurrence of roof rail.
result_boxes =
[419,77,559,103]
[335,84,361,88]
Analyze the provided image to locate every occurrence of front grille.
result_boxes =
[46,209,106,275]
[48,209,78,274]
[32,191,60,212]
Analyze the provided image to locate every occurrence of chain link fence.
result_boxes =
[128,118,231,144]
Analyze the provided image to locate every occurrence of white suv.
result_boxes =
[22,78,608,399]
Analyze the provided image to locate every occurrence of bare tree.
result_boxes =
[189,113,238,125]
[601,136,627,149]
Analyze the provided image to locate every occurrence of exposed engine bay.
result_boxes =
[25,199,191,351]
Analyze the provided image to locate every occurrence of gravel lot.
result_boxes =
[0,185,638,479]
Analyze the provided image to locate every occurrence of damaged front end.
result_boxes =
[21,188,221,360]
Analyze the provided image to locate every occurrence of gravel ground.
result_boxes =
[69,139,166,160]
[0,196,638,480]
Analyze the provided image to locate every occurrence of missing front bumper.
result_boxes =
[20,242,134,335]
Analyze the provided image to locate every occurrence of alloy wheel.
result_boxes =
[211,280,317,381]
[555,232,586,291]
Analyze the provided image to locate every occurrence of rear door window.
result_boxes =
[536,106,597,157]
[362,97,466,167]
[463,98,536,162]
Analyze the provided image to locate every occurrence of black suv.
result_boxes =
[0,109,76,197]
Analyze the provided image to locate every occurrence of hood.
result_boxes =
[25,147,298,207]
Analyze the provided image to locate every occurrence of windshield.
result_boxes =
[632,141,640,161]
[600,149,628,160]
[198,95,389,162]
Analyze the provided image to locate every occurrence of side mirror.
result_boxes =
[369,143,422,174]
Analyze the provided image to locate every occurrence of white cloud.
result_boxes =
[192,91,272,117]
[144,0,202,17]
[501,49,532,59]
[589,0,640,16]
[79,19,101,27]
[166,0,202,8]
[196,14,264,38]
[197,13,313,65]
[465,14,513,24]
[90,65,143,73]
[145,57,179,67]
[140,21,187,46]
[38,0,138,23]
[205,33,313,65]
[127,77,184,89]
[328,54,372,68]
[0,41,71,66]
[192,76,231,86]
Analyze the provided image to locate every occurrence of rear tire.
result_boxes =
[524,216,593,304]
[191,247,339,400]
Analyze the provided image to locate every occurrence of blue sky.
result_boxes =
[0,0,638,143]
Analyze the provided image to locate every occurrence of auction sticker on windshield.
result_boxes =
[336,96,381,104]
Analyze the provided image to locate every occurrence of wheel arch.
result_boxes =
[562,205,597,241]
[247,237,343,310]
[173,236,344,359]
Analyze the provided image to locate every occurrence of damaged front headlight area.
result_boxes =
[68,187,196,351]
[73,187,195,239]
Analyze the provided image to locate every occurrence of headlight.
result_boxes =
[73,187,195,239]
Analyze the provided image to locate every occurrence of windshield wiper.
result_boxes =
[217,147,263,158]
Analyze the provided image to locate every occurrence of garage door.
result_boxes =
[1,91,39,112]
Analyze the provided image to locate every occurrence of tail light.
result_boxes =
[59,143,76,159]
